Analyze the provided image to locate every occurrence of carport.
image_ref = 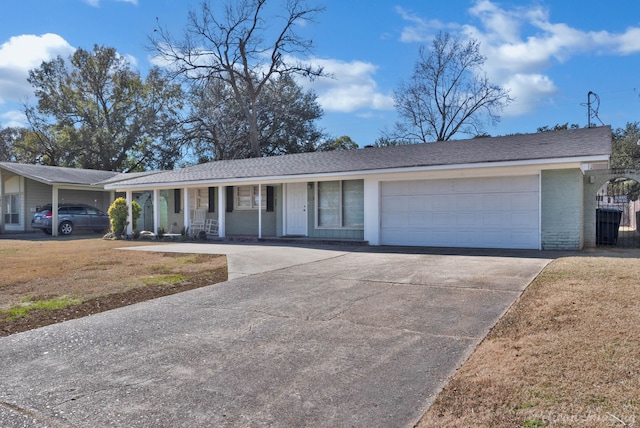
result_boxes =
[0,163,136,236]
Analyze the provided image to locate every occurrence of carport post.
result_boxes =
[126,190,133,236]
[51,185,59,237]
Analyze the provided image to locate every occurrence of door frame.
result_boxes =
[285,182,308,236]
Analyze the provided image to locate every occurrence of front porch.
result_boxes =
[124,180,366,243]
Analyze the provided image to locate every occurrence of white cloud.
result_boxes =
[398,0,640,116]
[301,58,394,113]
[395,7,458,43]
[0,109,27,128]
[501,74,558,116]
[0,34,75,106]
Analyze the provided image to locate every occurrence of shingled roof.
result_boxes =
[107,126,611,188]
[0,162,119,186]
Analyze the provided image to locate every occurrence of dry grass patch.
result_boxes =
[0,238,227,336]
[418,255,640,428]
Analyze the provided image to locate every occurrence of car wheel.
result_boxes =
[43,229,52,235]
[59,221,73,235]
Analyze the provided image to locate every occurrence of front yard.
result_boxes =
[0,237,227,336]
[418,252,640,427]
[1,237,639,427]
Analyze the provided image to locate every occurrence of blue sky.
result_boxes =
[1,0,640,146]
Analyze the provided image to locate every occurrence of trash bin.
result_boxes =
[596,208,622,245]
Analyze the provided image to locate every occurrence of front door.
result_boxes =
[286,182,307,235]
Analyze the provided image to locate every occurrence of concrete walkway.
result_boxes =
[121,242,356,279]
[0,243,551,427]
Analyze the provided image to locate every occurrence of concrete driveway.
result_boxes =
[0,243,551,428]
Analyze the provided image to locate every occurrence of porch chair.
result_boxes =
[205,218,219,237]
[190,208,207,236]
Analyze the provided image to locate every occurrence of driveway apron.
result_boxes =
[0,243,551,428]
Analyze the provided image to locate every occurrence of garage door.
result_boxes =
[380,176,539,249]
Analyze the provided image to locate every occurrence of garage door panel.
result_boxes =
[482,212,506,227]
[382,181,409,195]
[482,194,508,210]
[432,195,456,210]
[456,195,480,210]
[432,212,451,226]
[509,193,538,210]
[407,196,429,210]
[380,176,539,249]
[381,196,409,211]
[408,213,430,226]
[381,211,408,227]
[511,211,538,227]
[456,212,481,227]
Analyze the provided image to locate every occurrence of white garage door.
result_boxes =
[380,176,540,249]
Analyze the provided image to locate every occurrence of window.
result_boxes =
[68,206,86,215]
[4,194,20,224]
[234,185,266,210]
[189,188,209,210]
[317,180,364,228]
[318,181,340,227]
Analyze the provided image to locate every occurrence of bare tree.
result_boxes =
[393,32,512,143]
[152,0,325,158]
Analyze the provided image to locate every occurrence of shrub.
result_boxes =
[107,197,129,238]
[107,198,142,238]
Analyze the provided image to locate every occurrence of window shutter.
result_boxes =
[208,187,215,212]
[174,189,181,214]
[266,186,274,212]
[226,186,234,212]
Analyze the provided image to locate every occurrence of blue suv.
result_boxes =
[31,203,110,235]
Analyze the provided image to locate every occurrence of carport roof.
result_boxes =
[0,162,119,186]
[0,163,165,187]
[106,126,612,188]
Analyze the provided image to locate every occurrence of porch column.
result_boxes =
[153,188,160,235]
[183,187,190,233]
[51,185,59,237]
[126,190,133,236]
[258,183,262,239]
[363,178,380,245]
[218,186,226,238]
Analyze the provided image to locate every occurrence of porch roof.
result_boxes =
[106,126,612,189]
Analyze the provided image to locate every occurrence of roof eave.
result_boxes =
[105,155,610,191]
